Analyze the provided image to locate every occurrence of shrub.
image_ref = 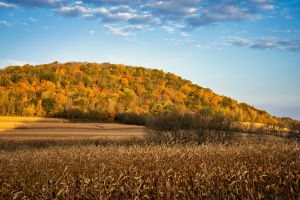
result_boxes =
[52,109,113,122]
[115,112,148,126]
[146,110,234,144]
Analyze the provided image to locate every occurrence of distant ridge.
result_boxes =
[0,62,289,125]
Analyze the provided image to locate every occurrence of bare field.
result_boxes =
[0,117,146,150]
[0,116,146,138]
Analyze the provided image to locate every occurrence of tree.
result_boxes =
[0,62,288,128]
[42,98,55,114]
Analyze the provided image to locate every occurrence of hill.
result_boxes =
[0,62,292,127]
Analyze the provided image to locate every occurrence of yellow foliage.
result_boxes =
[24,104,36,116]
[121,77,129,85]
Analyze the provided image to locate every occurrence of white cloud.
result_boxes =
[0,1,16,8]
[225,36,252,46]
[104,24,148,36]
[56,6,90,17]
[257,4,274,10]
[162,25,176,33]
[180,32,190,37]
[4,0,279,35]
[75,1,83,5]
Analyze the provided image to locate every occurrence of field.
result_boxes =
[0,116,146,150]
[0,116,145,137]
[0,117,299,199]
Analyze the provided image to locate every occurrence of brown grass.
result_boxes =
[0,117,299,199]
[0,140,299,199]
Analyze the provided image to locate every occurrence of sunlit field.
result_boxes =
[1,0,299,198]
[0,142,299,199]
[0,117,299,199]
[0,116,145,150]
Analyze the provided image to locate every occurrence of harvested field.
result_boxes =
[0,117,299,199]
[0,117,146,150]
[0,116,146,138]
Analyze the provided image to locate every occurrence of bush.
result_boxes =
[146,110,234,144]
[287,121,300,142]
[115,112,148,126]
[288,132,300,142]
[52,109,113,122]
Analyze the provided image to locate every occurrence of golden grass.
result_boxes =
[0,140,299,199]
[0,122,145,130]
[0,116,69,132]
[234,122,290,132]
[0,122,23,130]
[0,116,67,122]
[0,116,145,136]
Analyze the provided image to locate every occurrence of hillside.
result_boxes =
[0,62,281,125]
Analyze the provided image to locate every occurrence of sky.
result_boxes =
[0,0,299,119]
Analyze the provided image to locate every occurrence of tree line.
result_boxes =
[0,62,299,134]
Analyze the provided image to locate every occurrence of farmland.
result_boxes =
[0,116,146,151]
[2,0,300,198]
[0,117,299,199]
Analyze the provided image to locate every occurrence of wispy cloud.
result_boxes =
[225,36,252,46]
[2,0,298,47]
[0,1,16,8]
[180,32,190,37]
[277,38,300,52]
[0,20,11,26]
[56,5,91,17]
[224,36,300,52]
[269,28,300,34]
[104,24,149,36]
[3,0,59,8]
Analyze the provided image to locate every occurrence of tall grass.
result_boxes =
[0,136,145,151]
[0,116,299,199]
[0,141,299,199]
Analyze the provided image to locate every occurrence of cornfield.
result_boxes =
[0,140,299,199]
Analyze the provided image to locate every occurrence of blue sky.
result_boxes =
[0,0,300,119]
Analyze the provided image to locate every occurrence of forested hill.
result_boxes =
[0,62,277,124]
